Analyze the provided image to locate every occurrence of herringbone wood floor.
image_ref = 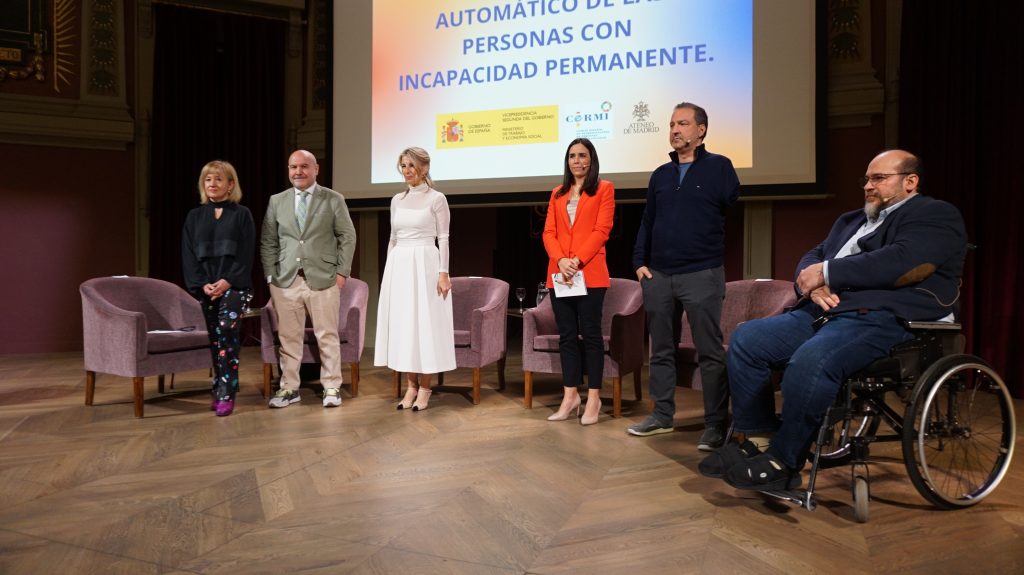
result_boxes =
[1,347,1022,574]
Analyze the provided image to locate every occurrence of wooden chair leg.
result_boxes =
[497,355,506,390]
[158,374,165,394]
[393,371,402,398]
[438,372,445,386]
[85,371,95,405]
[524,371,533,408]
[170,373,175,390]
[132,377,144,418]
[472,368,481,405]
[350,363,359,397]
[612,376,622,417]
[633,370,642,401]
[263,364,273,398]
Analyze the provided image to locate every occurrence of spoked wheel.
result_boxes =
[902,355,1016,509]
[818,409,880,461]
[815,392,880,460]
[852,475,870,523]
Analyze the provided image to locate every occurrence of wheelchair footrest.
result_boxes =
[759,489,817,512]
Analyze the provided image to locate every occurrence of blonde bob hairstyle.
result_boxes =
[396,147,435,192]
[197,160,243,204]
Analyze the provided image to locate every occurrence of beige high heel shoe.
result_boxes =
[547,395,582,421]
[412,387,432,411]
[580,399,602,426]
[397,385,418,410]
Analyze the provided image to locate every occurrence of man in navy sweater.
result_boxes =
[699,149,967,490]
[629,102,740,450]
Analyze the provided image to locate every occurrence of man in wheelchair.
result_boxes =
[699,149,967,491]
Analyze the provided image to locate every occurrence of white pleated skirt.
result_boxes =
[374,241,456,373]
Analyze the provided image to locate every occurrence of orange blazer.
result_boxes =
[542,179,615,288]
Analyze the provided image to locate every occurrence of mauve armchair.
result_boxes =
[260,277,368,398]
[391,276,509,405]
[522,277,644,417]
[676,279,798,388]
[80,276,213,418]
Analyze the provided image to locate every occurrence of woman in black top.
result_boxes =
[182,160,255,416]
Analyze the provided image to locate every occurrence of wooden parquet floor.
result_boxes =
[1,348,1022,574]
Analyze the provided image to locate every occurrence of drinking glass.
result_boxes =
[536,282,549,306]
[515,287,526,313]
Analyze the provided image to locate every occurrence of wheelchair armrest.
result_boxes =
[904,321,961,331]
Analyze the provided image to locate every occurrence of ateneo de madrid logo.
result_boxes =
[624,100,659,135]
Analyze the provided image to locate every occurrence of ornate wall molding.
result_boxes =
[0,93,132,149]
[52,0,77,93]
[827,0,885,128]
[296,1,326,155]
[312,0,328,110]
[0,33,45,83]
[88,0,119,96]
[0,0,47,84]
[0,0,131,149]
[0,0,79,96]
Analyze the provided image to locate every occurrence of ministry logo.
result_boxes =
[623,100,659,135]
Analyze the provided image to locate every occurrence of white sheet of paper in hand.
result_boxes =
[551,271,587,297]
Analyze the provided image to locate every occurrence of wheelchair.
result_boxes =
[761,321,1016,522]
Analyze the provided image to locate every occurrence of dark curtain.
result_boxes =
[899,2,1024,396]
[149,4,286,329]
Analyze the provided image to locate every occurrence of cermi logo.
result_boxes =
[565,101,612,126]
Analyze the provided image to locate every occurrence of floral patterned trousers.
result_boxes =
[200,288,250,401]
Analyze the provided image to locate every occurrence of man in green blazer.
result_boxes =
[260,149,357,408]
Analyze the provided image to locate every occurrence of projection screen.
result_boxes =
[334,0,819,204]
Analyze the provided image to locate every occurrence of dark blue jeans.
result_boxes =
[728,307,913,470]
[551,287,607,390]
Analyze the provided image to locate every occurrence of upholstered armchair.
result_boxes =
[522,277,644,417]
[260,277,368,398]
[80,276,214,418]
[391,276,509,405]
[676,279,798,388]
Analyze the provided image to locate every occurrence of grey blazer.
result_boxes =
[260,184,357,290]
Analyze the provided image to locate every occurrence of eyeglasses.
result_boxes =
[860,172,912,186]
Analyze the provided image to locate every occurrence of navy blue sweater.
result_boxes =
[632,145,740,274]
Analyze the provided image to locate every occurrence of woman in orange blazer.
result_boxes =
[542,138,615,425]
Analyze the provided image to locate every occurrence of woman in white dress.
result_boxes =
[374,147,456,411]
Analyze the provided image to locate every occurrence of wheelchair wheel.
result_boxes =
[852,475,869,523]
[817,411,878,461]
[901,354,1016,509]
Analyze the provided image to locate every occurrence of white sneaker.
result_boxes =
[268,388,300,408]
[322,387,342,407]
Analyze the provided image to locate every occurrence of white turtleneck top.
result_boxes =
[387,183,451,272]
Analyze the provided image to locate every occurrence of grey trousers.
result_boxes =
[641,266,728,426]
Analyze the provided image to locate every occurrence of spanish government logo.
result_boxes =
[441,118,464,143]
